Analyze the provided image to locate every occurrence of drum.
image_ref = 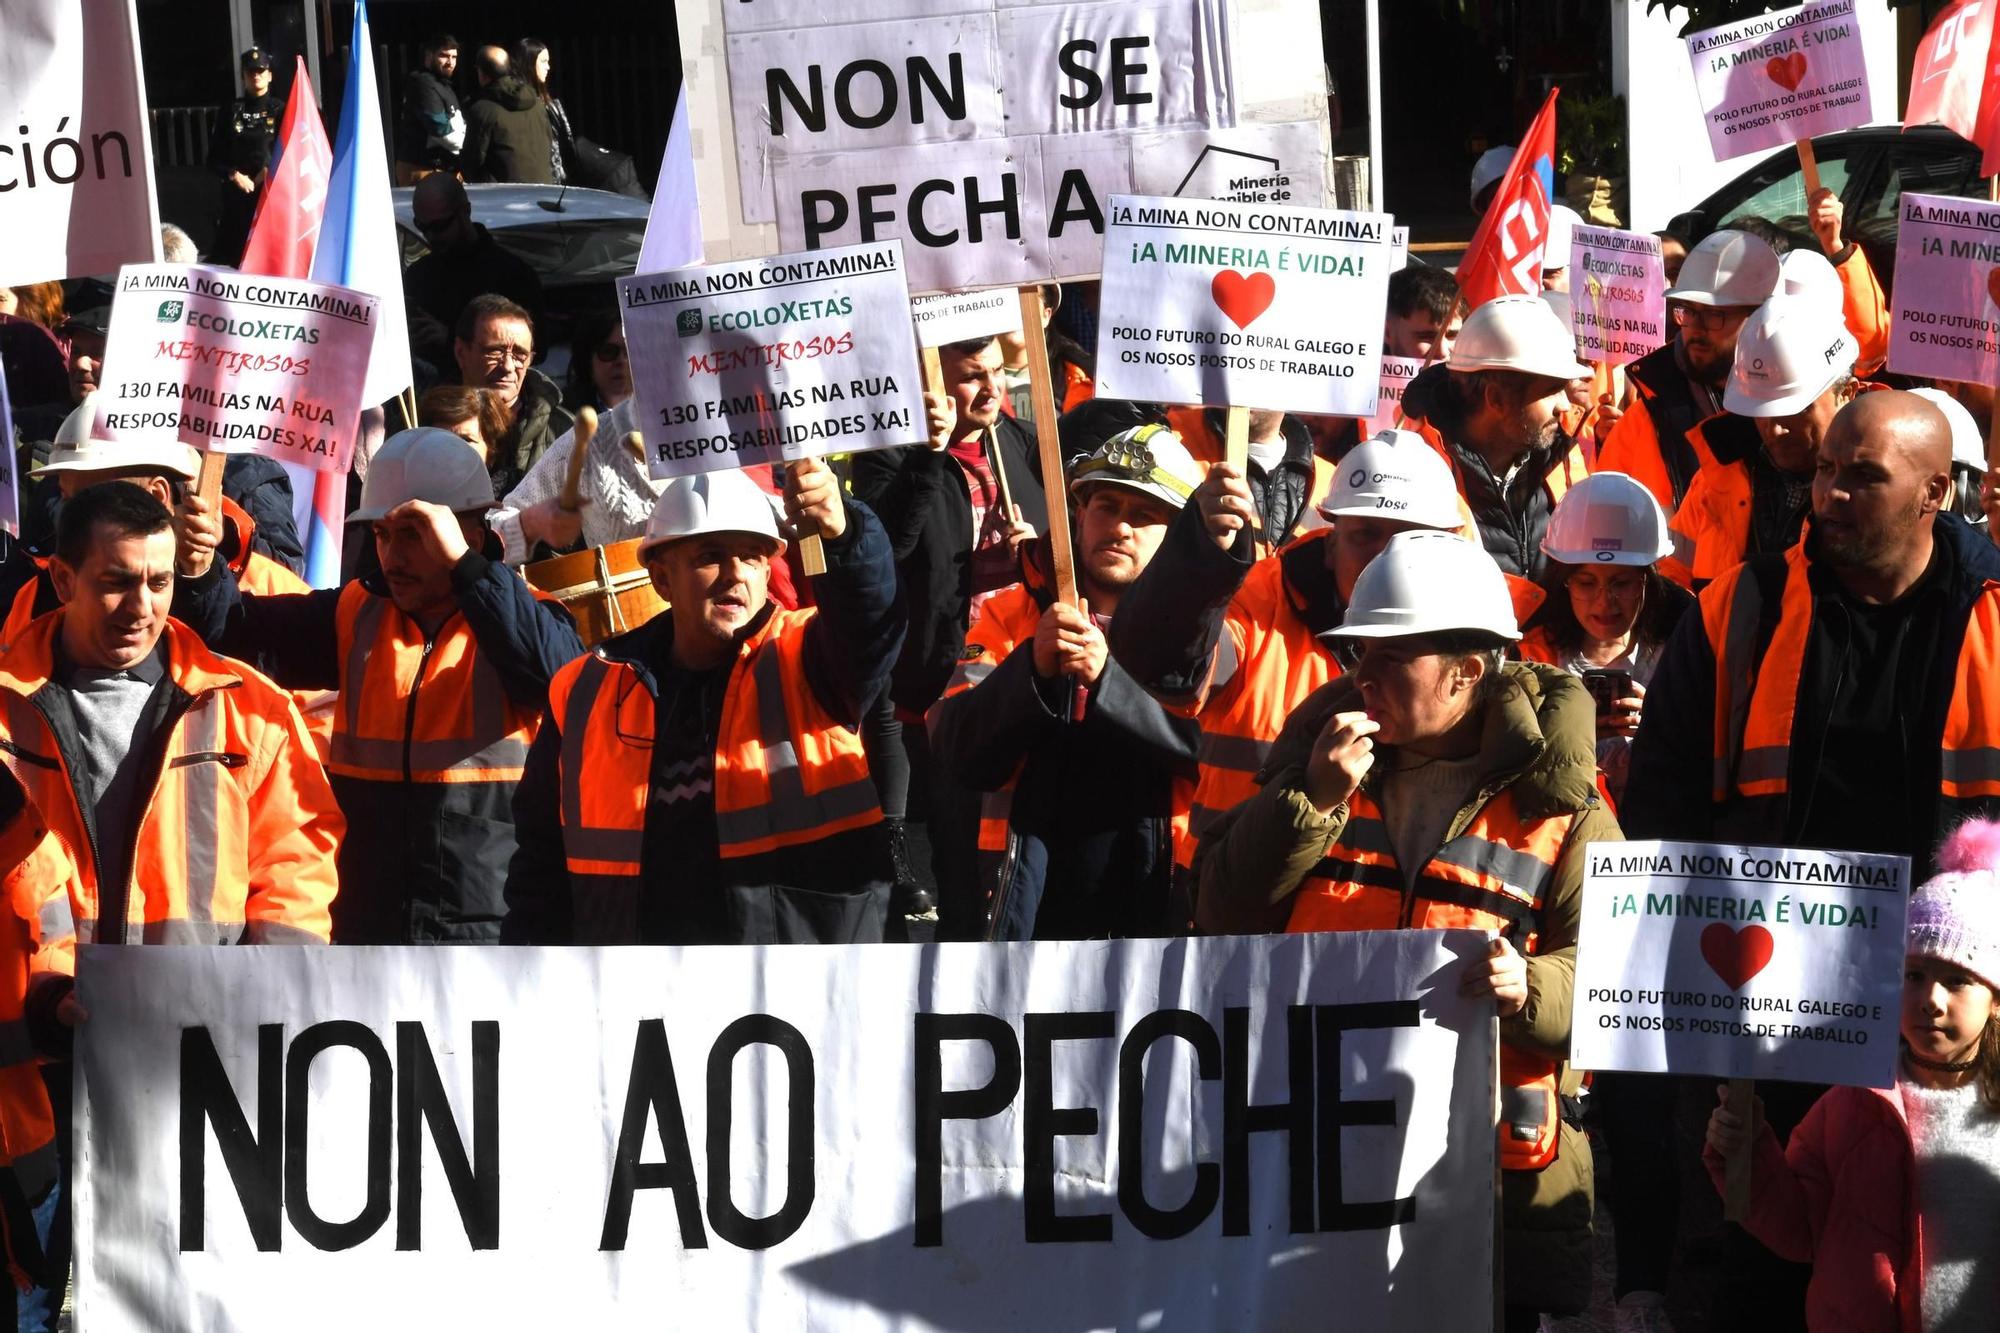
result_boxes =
[523,537,667,647]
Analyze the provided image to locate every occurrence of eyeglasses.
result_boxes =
[1669,303,1753,333]
[479,345,531,368]
[594,342,628,365]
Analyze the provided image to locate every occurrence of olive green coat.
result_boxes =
[1192,661,1621,1314]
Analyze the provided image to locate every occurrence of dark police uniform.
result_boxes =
[207,49,279,265]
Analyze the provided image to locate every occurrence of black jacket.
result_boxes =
[848,418,1047,711]
[176,545,586,943]
[502,498,905,945]
[207,94,278,178]
[1624,514,2000,879]
[1625,340,1712,510]
[1405,361,1583,584]
[926,542,1198,940]
[461,76,557,185]
[395,68,462,171]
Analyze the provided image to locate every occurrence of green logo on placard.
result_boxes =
[156,299,185,322]
[675,309,703,337]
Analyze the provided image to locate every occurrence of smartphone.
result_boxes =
[1580,668,1633,710]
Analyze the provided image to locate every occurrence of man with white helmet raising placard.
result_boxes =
[503,458,904,946]
[1109,429,1472,915]
[926,424,1202,941]
[1399,293,1593,583]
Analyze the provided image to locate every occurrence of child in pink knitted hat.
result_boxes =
[1703,820,2000,1333]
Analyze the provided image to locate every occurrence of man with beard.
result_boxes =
[926,425,1202,939]
[1598,229,1780,516]
[1398,294,1592,583]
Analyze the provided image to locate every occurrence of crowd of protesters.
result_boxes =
[0,104,1998,1331]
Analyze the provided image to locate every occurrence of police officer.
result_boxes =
[207,47,280,266]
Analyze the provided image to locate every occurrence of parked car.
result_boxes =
[391,183,650,387]
[1664,124,1993,294]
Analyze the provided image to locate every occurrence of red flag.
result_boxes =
[1455,88,1560,311]
[239,58,332,280]
[1906,0,2000,177]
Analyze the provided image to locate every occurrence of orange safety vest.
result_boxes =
[933,582,1193,934]
[0,786,75,1280]
[1703,542,2000,809]
[0,615,338,946]
[327,581,540,785]
[1515,624,1562,665]
[545,608,882,935]
[1286,786,1575,1171]
[221,500,337,760]
[1176,531,1340,881]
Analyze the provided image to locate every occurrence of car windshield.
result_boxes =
[485,220,646,282]
[1722,154,1853,244]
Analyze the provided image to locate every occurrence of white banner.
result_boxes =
[77,932,1496,1331]
[0,0,160,286]
[682,0,1330,286]
[620,241,928,478]
[1096,193,1392,415]
[1570,225,1667,368]
[1572,840,1909,1087]
[912,289,1022,349]
[95,264,380,473]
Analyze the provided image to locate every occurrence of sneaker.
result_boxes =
[1614,1291,1674,1333]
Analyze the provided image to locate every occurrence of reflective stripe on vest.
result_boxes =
[327,584,536,783]
[552,609,882,877]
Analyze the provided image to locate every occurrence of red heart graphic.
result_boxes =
[1211,269,1276,329]
[1765,52,1808,92]
[1986,267,2000,311]
[1701,923,1775,991]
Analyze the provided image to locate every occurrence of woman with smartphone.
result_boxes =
[1517,472,1693,804]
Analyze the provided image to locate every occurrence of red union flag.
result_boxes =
[1906,0,2000,175]
[239,58,331,279]
[1456,88,1559,311]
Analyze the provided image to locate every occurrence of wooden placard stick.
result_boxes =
[1223,404,1250,472]
[1796,140,1829,255]
[1017,285,1076,605]
[790,461,829,577]
[1723,1076,1759,1222]
[984,424,1016,517]
[195,450,226,511]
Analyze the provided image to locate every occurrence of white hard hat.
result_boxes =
[1331,530,1521,642]
[1777,248,1843,312]
[1068,422,1201,510]
[1541,288,1575,336]
[1543,205,1582,273]
[638,468,785,560]
[1318,429,1465,530]
[1910,388,1986,472]
[33,392,200,481]
[352,428,495,522]
[1470,146,1513,208]
[1540,471,1673,567]
[1722,295,1857,418]
[1447,294,1590,382]
[1664,229,1779,307]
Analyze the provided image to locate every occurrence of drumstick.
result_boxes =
[624,431,646,463]
[558,406,599,513]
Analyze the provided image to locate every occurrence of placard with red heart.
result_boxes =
[1764,51,1808,92]
[1700,923,1775,991]
[1210,269,1276,329]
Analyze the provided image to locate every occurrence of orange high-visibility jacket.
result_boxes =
[535,608,884,942]
[1597,342,1723,517]
[1166,406,1337,559]
[0,615,339,947]
[0,768,79,1286]
[1702,540,2000,812]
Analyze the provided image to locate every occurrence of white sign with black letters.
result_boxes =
[77,932,1497,1331]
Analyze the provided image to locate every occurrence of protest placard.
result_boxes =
[1389,225,1409,273]
[1095,194,1392,417]
[77,931,1496,1331]
[0,375,18,538]
[1367,356,1426,435]
[620,240,927,480]
[0,0,160,286]
[1684,1,1872,164]
[1887,190,2000,387]
[1572,840,1909,1088]
[680,0,1333,291]
[911,289,1023,350]
[1570,225,1667,368]
[93,264,378,473]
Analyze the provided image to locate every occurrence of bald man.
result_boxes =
[1621,389,2000,1332]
